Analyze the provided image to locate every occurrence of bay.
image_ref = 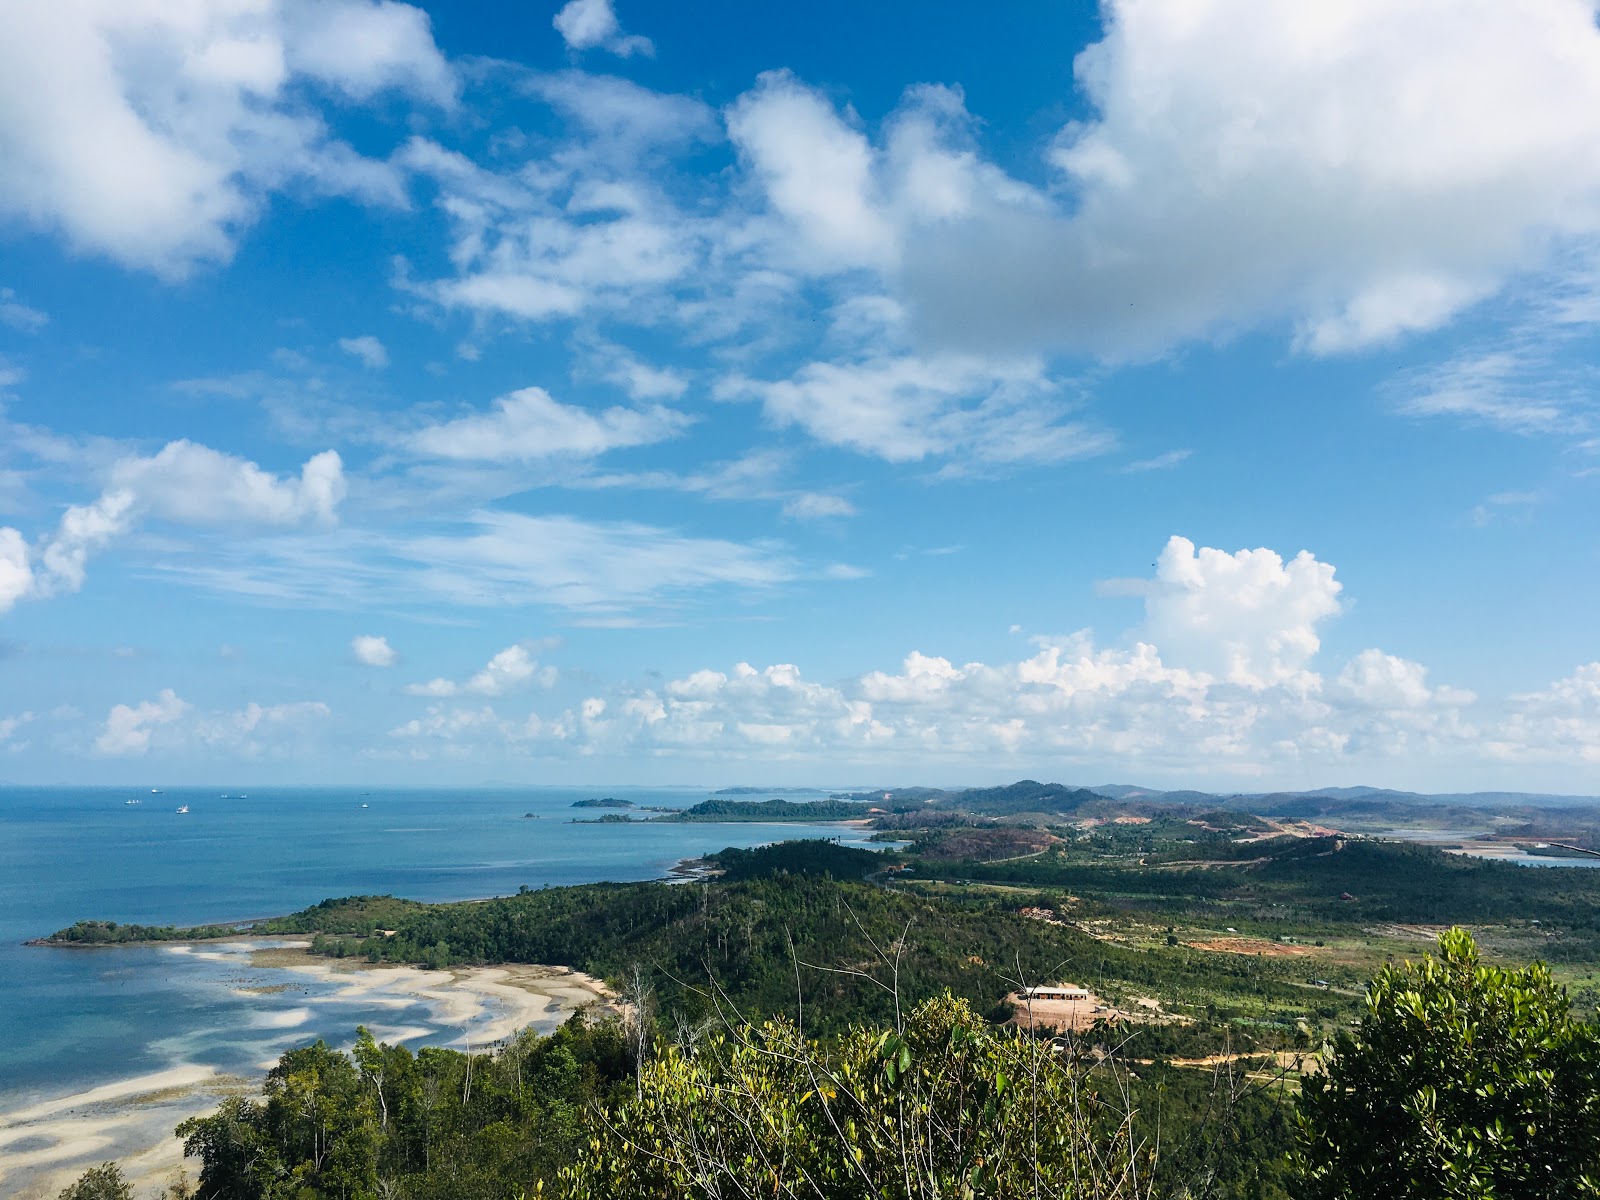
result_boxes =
[0,785,871,1114]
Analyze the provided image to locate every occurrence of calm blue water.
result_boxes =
[0,786,873,1106]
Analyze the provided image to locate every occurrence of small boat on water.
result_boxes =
[150,788,162,795]
[360,803,369,808]
[125,798,141,806]
[175,804,190,814]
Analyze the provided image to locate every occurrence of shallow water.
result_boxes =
[0,786,872,1106]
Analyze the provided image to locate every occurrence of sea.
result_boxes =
[0,785,877,1171]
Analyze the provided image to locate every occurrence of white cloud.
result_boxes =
[288,0,455,103]
[720,353,1114,465]
[507,631,1475,773]
[583,342,687,401]
[0,0,452,277]
[0,287,47,332]
[196,700,332,754]
[552,0,653,58]
[405,642,554,698]
[1491,664,1600,763]
[1122,449,1192,473]
[410,386,690,462]
[713,4,1600,360]
[1394,350,1580,434]
[401,511,800,613]
[374,536,1600,777]
[95,689,330,757]
[726,72,894,271]
[782,493,857,520]
[951,0,1600,355]
[95,688,187,756]
[351,634,397,667]
[0,527,32,615]
[1139,536,1344,689]
[127,507,830,618]
[5,441,343,612]
[1469,489,1544,528]
[109,441,345,526]
[338,335,389,368]
[398,79,715,324]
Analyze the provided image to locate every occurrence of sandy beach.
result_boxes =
[0,941,615,1200]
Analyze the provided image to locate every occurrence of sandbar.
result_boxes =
[0,941,616,1199]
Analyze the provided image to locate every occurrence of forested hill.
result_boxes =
[937,779,1107,816]
[653,797,873,822]
[34,895,425,946]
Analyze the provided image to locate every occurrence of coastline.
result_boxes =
[3,822,860,1196]
[0,941,615,1200]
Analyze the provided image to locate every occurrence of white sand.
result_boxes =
[0,944,616,1199]
[0,1064,243,1200]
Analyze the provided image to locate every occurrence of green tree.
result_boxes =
[1296,927,1600,1198]
[559,993,1153,1200]
[57,1163,133,1200]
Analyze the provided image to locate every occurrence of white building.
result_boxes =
[1024,984,1090,1001]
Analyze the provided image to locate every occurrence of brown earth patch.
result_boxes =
[926,827,1061,860]
[1187,937,1311,957]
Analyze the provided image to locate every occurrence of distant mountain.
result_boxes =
[941,779,1105,816]
[1298,785,1418,800]
[844,780,1600,828]
[1084,783,1166,800]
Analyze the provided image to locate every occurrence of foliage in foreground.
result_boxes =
[173,1018,632,1200]
[56,1162,133,1200]
[1296,927,1600,1199]
[563,993,1152,1200]
[67,929,1600,1200]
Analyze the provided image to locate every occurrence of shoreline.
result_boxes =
[0,941,616,1200]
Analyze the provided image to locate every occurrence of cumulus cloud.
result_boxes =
[406,642,555,698]
[376,535,1600,776]
[410,387,690,462]
[338,335,389,368]
[1137,536,1344,688]
[498,630,1487,773]
[2,441,343,613]
[552,0,653,58]
[381,539,1332,766]
[95,689,330,757]
[0,527,31,615]
[726,72,894,271]
[714,4,1600,360]
[95,688,187,756]
[1491,664,1600,763]
[0,0,452,277]
[109,441,345,526]
[351,634,397,667]
[196,700,332,755]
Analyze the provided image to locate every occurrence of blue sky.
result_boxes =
[2,0,1599,790]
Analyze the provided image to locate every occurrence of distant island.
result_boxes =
[571,797,635,808]
[712,786,827,795]
[653,797,873,823]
